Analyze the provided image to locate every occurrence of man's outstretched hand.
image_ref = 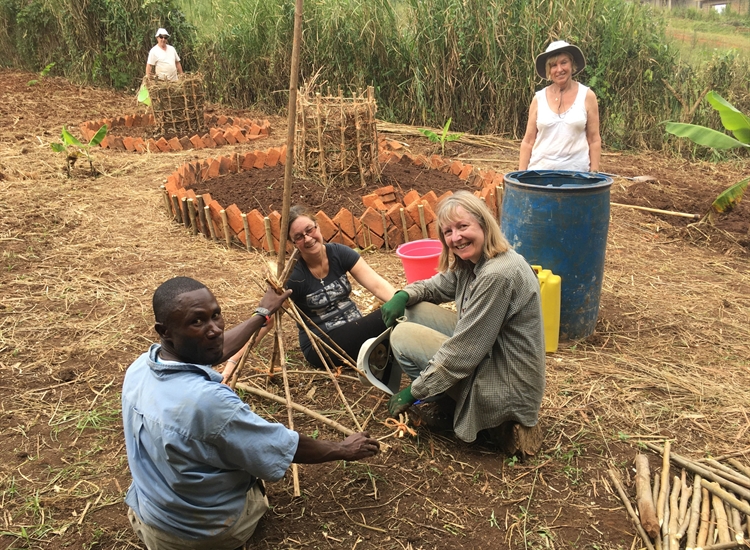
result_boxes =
[259,286,292,315]
[339,433,380,461]
[388,385,416,417]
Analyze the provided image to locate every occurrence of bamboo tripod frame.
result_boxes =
[147,73,207,137]
[295,85,380,188]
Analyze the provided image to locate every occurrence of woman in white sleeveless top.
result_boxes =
[519,41,601,173]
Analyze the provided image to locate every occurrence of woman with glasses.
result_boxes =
[284,204,396,369]
[145,28,183,81]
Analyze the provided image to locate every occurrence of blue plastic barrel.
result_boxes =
[501,170,613,340]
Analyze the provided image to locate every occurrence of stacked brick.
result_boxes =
[162,143,508,254]
[79,114,270,153]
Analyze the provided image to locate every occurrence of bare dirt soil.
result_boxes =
[1,68,749,550]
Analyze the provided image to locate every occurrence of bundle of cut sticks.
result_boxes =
[610,441,750,550]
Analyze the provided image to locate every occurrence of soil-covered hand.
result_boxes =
[381,290,409,327]
[339,432,380,461]
[388,385,416,417]
[258,286,292,315]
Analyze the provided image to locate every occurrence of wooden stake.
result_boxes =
[654,474,663,550]
[264,216,275,255]
[662,474,671,550]
[697,487,711,549]
[677,469,693,538]
[171,195,182,224]
[701,480,750,516]
[196,195,210,238]
[635,454,660,539]
[160,185,172,218]
[235,383,355,436]
[418,204,428,239]
[705,459,750,490]
[204,206,217,242]
[278,0,303,271]
[339,88,346,174]
[713,494,732,544]
[658,441,672,527]
[669,475,680,550]
[180,197,190,229]
[611,201,700,219]
[354,103,366,188]
[686,474,702,549]
[607,468,656,550]
[367,86,379,182]
[315,92,327,186]
[220,209,231,248]
[241,213,252,252]
[275,318,300,497]
[187,198,198,236]
[399,208,409,243]
[727,459,750,481]
[730,504,743,543]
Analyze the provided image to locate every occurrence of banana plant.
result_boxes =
[418,117,464,156]
[51,125,108,177]
[666,91,749,223]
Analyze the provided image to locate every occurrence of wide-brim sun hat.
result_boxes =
[356,328,403,395]
[535,40,586,80]
[155,28,170,38]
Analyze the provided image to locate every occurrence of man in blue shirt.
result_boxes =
[122,277,380,550]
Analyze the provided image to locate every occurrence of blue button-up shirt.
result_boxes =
[122,344,299,539]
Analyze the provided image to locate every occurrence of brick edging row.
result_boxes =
[161,140,507,254]
[79,114,270,153]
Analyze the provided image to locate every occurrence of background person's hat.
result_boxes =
[535,40,586,80]
[155,28,170,37]
[357,328,402,395]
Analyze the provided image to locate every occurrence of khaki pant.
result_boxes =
[128,483,268,550]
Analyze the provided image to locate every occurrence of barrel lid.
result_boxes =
[505,170,612,190]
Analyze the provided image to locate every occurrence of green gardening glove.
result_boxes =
[381,291,409,327]
[388,385,416,417]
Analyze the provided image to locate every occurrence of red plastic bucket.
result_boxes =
[396,239,443,283]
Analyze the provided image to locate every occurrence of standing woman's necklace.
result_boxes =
[556,84,572,119]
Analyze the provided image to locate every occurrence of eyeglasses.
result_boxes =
[292,224,318,243]
[157,35,168,39]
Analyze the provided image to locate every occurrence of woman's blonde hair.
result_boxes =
[435,191,510,272]
[287,204,317,240]
[545,52,577,79]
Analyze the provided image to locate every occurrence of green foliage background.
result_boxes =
[1,0,748,150]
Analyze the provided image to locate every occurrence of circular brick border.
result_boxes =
[79,113,270,153]
[161,140,506,254]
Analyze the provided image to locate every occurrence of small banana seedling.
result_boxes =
[51,125,108,177]
[418,117,464,156]
[28,62,55,86]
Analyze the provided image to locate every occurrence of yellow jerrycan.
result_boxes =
[531,265,561,353]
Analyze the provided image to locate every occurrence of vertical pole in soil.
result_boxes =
[277,0,304,274]
[197,195,210,238]
[367,86,379,183]
[187,198,198,236]
[315,93,327,187]
[160,185,172,218]
[339,87,346,175]
[298,95,307,174]
[418,204,428,239]
[171,195,183,224]
[400,208,410,243]
[264,217,275,255]
[220,210,231,248]
[241,213,252,252]
[181,198,190,229]
[204,206,217,242]
[354,105,366,188]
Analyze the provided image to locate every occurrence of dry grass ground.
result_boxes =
[1,68,749,550]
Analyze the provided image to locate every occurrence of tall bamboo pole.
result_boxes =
[277,0,304,273]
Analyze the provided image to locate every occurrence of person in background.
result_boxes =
[519,40,601,173]
[145,28,183,81]
[122,277,379,550]
[285,204,396,369]
[381,191,546,444]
